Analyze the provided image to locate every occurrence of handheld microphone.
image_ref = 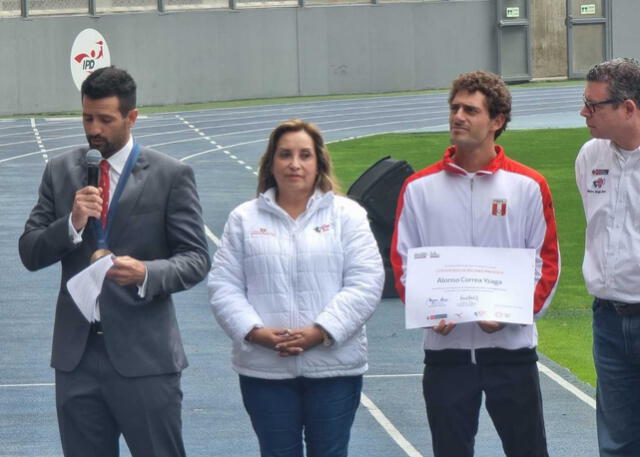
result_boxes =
[86,149,101,187]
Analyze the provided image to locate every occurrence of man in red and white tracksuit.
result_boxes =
[391,71,560,457]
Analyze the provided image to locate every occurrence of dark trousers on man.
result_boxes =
[593,298,640,457]
[55,329,186,457]
[422,348,548,457]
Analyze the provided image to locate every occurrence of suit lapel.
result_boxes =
[108,148,151,247]
[71,148,100,254]
[71,148,90,197]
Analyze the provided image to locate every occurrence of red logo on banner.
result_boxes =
[74,41,105,67]
[70,29,111,91]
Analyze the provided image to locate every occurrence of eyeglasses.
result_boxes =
[583,96,619,114]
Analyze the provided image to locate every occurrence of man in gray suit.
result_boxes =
[19,66,210,457]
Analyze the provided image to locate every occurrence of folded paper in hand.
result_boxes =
[67,255,114,322]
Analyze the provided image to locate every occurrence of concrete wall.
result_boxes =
[0,1,496,115]
[611,0,640,61]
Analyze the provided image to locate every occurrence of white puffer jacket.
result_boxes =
[208,188,384,379]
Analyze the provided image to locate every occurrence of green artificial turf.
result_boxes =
[329,127,597,386]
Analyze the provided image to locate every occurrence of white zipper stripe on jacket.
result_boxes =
[470,177,477,365]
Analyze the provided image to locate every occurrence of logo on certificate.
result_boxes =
[414,251,440,259]
[491,199,507,216]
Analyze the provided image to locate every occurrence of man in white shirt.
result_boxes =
[575,57,640,457]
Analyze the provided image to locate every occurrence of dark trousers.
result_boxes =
[593,298,640,456]
[55,331,186,457]
[239,374,362,457]
[423,357,548,457]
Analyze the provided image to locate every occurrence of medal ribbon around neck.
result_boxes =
[92,143,140,249]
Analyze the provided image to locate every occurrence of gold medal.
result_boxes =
[90,248,112,263]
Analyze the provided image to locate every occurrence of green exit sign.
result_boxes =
[506,7,520,18]
[581,4,596,15]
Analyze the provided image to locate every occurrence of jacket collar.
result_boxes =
[259,187,334,221]
[442,144,506,176]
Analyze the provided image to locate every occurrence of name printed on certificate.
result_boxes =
[405,246,536,329]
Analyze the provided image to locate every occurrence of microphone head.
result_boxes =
[86,148,102,167]
[86,149,102,187]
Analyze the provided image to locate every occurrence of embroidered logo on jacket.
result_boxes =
[491,199,507,216]
[592,177,606,189]
[587,170,607,194]
[314,224,331,233]
[250,227,276,237]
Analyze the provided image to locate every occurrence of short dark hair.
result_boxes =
[587,58,640,109]
[449,70,512,139]
[81,66,137,117]
[257,119,340,195]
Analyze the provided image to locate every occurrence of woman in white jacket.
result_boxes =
[208,119,384,457]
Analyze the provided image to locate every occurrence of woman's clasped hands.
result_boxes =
[246,326,325,357]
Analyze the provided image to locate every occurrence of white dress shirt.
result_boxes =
[576,138,640,303]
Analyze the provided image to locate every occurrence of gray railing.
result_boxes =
[0,0,442,17]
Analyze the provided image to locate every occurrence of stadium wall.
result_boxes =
[610,0,640,61]
[0,1,495,115]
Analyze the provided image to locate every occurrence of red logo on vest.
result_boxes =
[491,199,507,216]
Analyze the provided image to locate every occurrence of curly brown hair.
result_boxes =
[257,119,340,195]
[449,70,512,139]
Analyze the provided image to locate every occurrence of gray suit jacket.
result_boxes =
[19,146,211,377]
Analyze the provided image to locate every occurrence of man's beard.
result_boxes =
[87,135,118,157]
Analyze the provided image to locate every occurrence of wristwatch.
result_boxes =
[316,325,333,347]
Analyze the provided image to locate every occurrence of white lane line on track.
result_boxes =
[0,123,33,132]
[537,361,596,409]
[0,116,441,166]
[170,86,580,122]
[43,117,80,121]
[0,131,83,147]
[41,116,149,122]
[0,142,86,165]
[363,364,595,410]
[0,362,598,421]
[162,117,441,162]
[176,114,256,174]
[360,393,425,457]
[359,363,594,456]
[142,98,580,145]
[30,118,48,163]
[204,225,221,247]
[0,150,46,164]
[0,383,54,388]
[365,374,422,378]
[179,147,224,162]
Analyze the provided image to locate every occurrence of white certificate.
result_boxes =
[405,246,535,329]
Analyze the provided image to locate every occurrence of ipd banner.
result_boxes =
[70,29,111,91]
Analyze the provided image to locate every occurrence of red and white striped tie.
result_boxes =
[99,160,110,229]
